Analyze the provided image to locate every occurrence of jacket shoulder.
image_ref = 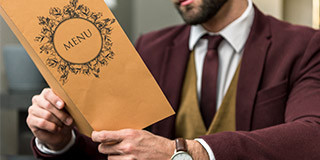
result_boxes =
[267,15,316,44]
[135,24,189,51]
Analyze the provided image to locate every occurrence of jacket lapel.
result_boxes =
[236,7,272,131]
[152,26,191,138]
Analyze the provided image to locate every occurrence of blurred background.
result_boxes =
[0,0,319,159]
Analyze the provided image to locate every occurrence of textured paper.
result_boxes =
[0,0,175,137]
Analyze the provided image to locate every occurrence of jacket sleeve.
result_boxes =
[31,130,107,160]
[200,31,320,160]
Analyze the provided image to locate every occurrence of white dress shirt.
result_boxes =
[194,0,254,159]
[36,0,255,158]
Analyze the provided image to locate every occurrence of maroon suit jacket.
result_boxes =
[32,7,320,160]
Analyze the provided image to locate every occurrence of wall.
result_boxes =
[0,15,20,93]
[0,16,19,157]
[0,17,3,94]
[284,0,313,27]
[253,0,314,27]
[111,0,134,41]
[253,0,284,19]
[131,0,183,42]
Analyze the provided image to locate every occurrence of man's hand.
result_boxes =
[92,129,210,160]
[92,129,175,159]
[26,88,73,150]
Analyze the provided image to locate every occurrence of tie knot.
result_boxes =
[202,34,223,50]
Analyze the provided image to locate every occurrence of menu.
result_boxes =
[0,0,174,137]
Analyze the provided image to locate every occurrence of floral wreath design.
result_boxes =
[35,0,115,84]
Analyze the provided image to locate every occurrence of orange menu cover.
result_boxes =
[0,0,175,137]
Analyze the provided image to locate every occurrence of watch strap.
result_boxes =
[175,138,188,152]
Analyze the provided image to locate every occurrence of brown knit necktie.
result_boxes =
[200,35,223,129]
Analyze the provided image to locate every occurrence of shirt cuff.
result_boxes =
[35,130,76,155]
[195,138,216,160]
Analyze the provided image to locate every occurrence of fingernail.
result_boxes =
[56,101,63,109]
[65,117,73,126]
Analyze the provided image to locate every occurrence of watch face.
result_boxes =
[171,151,193,160]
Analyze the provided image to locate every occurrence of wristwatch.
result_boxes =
[171,138,193,160]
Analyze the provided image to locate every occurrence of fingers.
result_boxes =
[97,140,135,156]
[26,88,75,150]
[28,104,64,127]
[98,143,124,155]
[92,129,174,160]
[32,89,73,126]
[41,88,64,109]
[92,129,173,159]
[108,154,137,160]
[92,129,141,156]
[27,114,61,133]
[92,130,131,143]
[27,88,73,136]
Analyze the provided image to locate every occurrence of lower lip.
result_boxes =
[180,0,194,6]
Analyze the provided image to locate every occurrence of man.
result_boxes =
[27,0,320,159]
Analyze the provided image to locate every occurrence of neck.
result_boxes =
[202,0,248,32]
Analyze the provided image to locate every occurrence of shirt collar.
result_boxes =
[189,0,254,53]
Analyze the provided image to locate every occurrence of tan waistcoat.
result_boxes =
[175,51,240,139]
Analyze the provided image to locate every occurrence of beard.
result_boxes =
[176,0,228,25]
